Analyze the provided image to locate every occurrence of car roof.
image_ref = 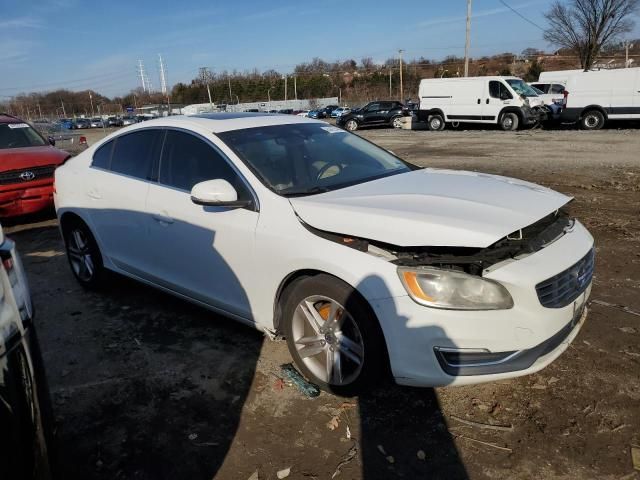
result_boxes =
[0,113,25,124]
[117,112,326,134]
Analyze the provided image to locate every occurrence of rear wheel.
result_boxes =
[282,275,386,396]
[344,119,358,131]
[580,110,605,130]
[427,114,445,131]
[62,218,105,289]
[391,116,404,129]
[500,112,519,131]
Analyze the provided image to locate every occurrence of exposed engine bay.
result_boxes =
[304,207,574,276]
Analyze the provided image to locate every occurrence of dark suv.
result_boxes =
[336,101,409,131]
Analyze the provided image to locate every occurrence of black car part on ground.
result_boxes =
[303,208,574,277]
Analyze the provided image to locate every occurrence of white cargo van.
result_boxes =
[417,76,546,131]
[555,67,640,129]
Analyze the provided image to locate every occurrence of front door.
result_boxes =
[361,103,384,125]
[484,80,513,122]
[144,129,259,320]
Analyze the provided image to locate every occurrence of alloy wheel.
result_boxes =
[392,117,403,128]
[291,295,364,386]
[345,120,358,131]
[67,228,95,282]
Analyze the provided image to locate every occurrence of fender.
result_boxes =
[498,106,525,123]
[417,108,445,122]
[580,104,608,119]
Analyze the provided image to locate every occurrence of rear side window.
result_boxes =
[110,129,163,180]
[550,84,565,94]
[531,83,549,93]
[159,130,249,198]
[92,140,113,169]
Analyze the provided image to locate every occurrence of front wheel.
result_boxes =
[282,275,386,396]
[500,112,519,131]
[580,110,605,130]
[391,116,404,129]
[344,119,358,131]
[427,114,445,131]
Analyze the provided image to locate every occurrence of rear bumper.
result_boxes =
[0,184,54,217]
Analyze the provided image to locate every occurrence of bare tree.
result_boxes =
[544,0,640,70]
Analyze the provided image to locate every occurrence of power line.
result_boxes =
[498,0,545,31]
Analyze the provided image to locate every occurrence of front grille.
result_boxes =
[536,248,595,308]
[0,165,56,185]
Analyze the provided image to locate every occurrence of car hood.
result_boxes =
[0,146,68,171]
[289,169,571,248]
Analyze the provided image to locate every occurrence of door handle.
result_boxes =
[152,215,174,225]
[477,99,481,104]
[486,98,489,104]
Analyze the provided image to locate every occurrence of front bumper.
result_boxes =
[0,184,54,217]
[370,220,594,387]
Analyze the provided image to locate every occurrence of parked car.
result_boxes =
[0,114,70,217]
[57,118,74,130]
[32,120,88,156]
[277,109,294,115]
[121,116,137,126]
[554,67,640,130]
[55,113,594,395]
[307,109,326,119]
[107,116,123,127]
[72,118,91,129]
[323,105,339,117]
[330,107,351,118]
[530,86,562,121]
[90,117,104,128]
[296,110,310,117]
[336,101,410,131]
[0,224,55,479]
[416,76,546,131]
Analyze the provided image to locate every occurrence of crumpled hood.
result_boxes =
[0,146,68,171]
[289,169,571,248]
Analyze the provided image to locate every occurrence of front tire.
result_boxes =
[427,114,445,131]
[391,115,403,129]
[282,275,386,396]
[62,219,105,289]
[344,119,358,131]
[581,110,605,130]
[500,112,519,131]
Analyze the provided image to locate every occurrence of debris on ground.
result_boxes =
[187,433,198,441]
[386,455,395,464]
[632,445,640,471]
[455,434,513,453]
[377,445,386,455]
[327,416,339,431]
[450,415,514,432]
[346,426,351,440]
[276,467,291,479]
[280,363,320,397]
[331,441,358,478]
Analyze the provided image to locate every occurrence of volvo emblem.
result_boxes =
[19,171,35,181]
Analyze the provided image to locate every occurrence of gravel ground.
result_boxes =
[7,126,640,480]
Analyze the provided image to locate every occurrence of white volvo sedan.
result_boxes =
[54,113,593,395]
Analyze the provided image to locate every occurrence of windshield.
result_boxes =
[218,123,413,196]
[0,123,47,149]
[505,79,539,97]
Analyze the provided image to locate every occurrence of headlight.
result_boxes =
[398,267,513,310]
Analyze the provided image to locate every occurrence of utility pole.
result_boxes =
[398,49,404,102]
[138,59,147,92]
[284,75,287,102]
[294,76,297,100]
[37,103,42,119]
[624,41,634,67]
[206,84,214,111]
[389,69,392,97]
[228,75,232,105]
[89,91,95,117]
[464,0,472,77]
[60,99,66,117]
[158,54,168,95]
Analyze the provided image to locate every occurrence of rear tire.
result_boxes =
[427,114,445,131]
[344,119,358,131]
[500,112,519,131]
[282,274,387,396]
[580,110,605,130]
[391,116,403,129]
[62,218,105,289]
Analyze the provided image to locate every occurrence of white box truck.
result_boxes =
[553,67,640,129]
[417,76,547,131]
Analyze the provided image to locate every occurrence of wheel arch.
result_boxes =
[59,210,89,233]
[498,106,524,123]
[580,105,608,120]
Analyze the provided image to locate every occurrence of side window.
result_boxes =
[366,103,380,112]
[380,102,393,110]
[159,130,249,198]
[531,83,549,93]
[110,129,163,180]
[92,140,113,169]
[550,84,565,94]
[489,81,512,100]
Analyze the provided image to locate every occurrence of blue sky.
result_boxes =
[1,0,638,98]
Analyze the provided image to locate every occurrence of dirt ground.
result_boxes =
[7,126,640,480]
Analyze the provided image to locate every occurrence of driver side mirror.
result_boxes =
[190,179,252,209]
[48,136,56,146]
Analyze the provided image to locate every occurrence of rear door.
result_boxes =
[448,81,485,123]
[85,129,164,273]
[608,69,637,119]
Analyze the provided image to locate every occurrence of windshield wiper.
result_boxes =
[280,186,331,197]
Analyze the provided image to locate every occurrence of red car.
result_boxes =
[0,114,70,217]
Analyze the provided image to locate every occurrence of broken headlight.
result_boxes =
[398,267,513,310]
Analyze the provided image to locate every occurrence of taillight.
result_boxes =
[79,136,87,145]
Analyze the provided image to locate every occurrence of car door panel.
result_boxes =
[143,129,259,319]
[484,80,512,122]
